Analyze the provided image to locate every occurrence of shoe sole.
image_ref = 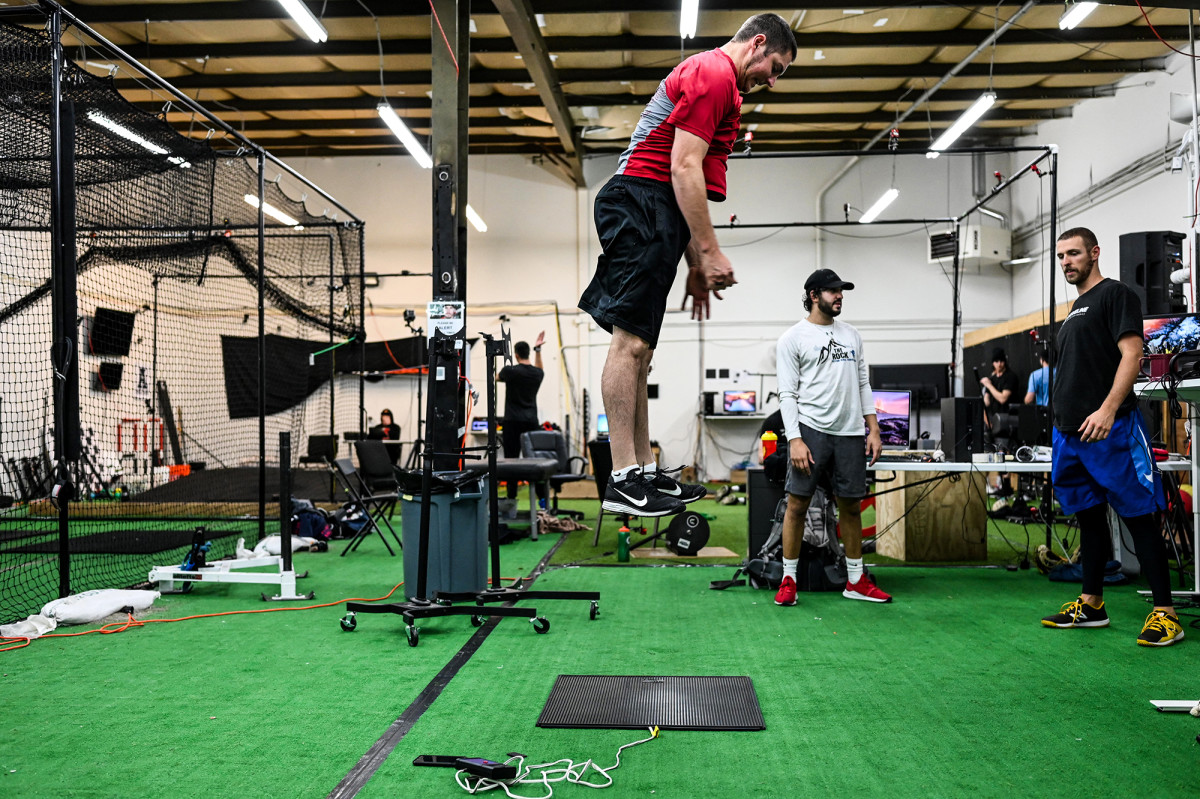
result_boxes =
[601,499,684,517]
[1137,631,1184,646]
[1041,618,1110,628]
[774,598,796,606]
[842,589,891,603]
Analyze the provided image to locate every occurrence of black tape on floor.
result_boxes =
[9,529,240,555]
[536,675,765,731]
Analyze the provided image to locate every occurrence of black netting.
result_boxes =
[0,20,365,623]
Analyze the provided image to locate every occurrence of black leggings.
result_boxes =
[1075,504,1173,607]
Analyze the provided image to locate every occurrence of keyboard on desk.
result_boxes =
[871,451,927,464]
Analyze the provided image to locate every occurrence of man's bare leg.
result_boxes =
[602,327,653,471]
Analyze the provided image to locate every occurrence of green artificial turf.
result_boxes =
[3,499,1197,799]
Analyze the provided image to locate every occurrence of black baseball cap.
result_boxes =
[990,348,1007,362]
[804,268,855,293]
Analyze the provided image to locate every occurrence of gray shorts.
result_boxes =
[783,422,867,499]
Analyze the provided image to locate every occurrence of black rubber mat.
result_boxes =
[536,675,764,731]
[8,529,240,555]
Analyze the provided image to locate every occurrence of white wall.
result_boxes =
[1010,54,1200,316]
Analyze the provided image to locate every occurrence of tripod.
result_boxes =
[339,330,538,647]
[450,330,600,625]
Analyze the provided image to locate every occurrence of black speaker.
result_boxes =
[1017,404,1050,446]
[703,391,717,415]
[1119,230,1186,315]
[940,397,983,462]
[747,467,784,557]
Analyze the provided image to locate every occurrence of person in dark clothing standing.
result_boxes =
[1041,226,1183,647]
[981,347,1020,494]
[499,331,546,498]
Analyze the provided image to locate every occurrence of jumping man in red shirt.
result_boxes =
[580,14,796,517]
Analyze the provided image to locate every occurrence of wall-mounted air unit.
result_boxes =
[927,225,1011,268]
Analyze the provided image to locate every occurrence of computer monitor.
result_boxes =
[596,413,609,438]
[470,416,490,433]
[870,389,911,448]
[723,389,757,414]
[1143,313,1200,355]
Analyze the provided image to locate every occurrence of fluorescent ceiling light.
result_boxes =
[277,0,328,43]
[1003,256,1036,266]
[680,0,698,39]
[926,92,996,158]
[465,204,487,233]
[87,110,190,168]
[244,194,300,227]
[535,14,546,28]
[858,188,899,224]
[874,18,889,27]
[1058,2,1098,31]
[814,50,825,60]
[377,102,433,169]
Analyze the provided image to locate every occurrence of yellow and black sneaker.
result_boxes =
[1041,597,1110,628]
[1136,610,1185,647]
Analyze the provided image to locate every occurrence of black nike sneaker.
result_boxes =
[646,468,708,504]
[602,470,686,517]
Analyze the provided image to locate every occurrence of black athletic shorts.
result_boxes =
[784,422,868,500]
[579,175,690,349]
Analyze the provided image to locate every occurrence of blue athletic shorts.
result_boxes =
[1051,410,1165,518]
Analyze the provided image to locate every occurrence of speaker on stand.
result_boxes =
[1119,231,1186,315]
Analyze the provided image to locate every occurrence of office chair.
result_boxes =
[520,429,588,519]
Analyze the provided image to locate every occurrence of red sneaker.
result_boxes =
[843,575,892,603]
[774,576,797,606]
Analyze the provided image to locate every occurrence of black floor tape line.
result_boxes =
[326,535,568,799]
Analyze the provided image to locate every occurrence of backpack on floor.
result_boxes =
[710,486,846,592]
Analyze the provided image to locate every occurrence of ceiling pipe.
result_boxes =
[813,0,1036,269]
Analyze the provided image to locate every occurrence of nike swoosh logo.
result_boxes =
[1143,472,1154,482]
[657,484,683,496]
[614,488,648,507]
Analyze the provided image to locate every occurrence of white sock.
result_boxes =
[643,461,657,476]
[782,558,798,581]
[846,557,864,585]
[611,465,638,483]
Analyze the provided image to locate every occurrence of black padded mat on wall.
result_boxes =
[536,675,765,731]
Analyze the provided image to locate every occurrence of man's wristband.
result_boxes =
[534,346,541,352]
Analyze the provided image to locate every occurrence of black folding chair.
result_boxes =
[520,429,588,519]
[327,457,403,556]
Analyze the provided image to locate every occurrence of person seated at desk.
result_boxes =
[368,408,401,465]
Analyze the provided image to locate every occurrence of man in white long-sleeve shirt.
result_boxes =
[774,268,892,606]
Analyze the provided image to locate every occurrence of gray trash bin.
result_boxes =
[400,473,488,600]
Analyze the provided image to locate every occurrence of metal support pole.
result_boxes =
[1045,149,1059,551]
[279,432,293,574]
[257,152,267,542]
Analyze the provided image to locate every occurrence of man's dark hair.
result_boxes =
[514,340,530,359]
[731,13,798,59]
[802,287,816,312]
[1058,226,1098,251]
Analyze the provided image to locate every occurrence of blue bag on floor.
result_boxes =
[1047,559,1129,586]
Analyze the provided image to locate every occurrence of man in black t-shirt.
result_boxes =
[981,347,1020,494]
[498,331,546,498]
[1041,226,1182,647]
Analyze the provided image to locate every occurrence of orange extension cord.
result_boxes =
[0,575,522,653]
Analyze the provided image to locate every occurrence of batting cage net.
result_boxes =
[0,18,365,623]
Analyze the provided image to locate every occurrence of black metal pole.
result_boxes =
[486,338,503,590]
[949,221,963,391]
[414,332,444,603]
[1045,148,1059,550]
[279,432,293,574]
[257,152,267,543]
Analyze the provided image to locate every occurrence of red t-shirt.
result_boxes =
[615,49,741,201]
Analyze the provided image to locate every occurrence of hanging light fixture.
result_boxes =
[277,0,328,43]
[86,110,190,168]
[926,93,996,158]
[244,194,301,227]
[680,0,699,40]
[377,102,433,169]
[859,188,899,224]
[1058,2,1098,31]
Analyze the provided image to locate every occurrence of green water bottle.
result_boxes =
[617,525,631,562]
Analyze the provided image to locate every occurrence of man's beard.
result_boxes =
[818,297,841,317]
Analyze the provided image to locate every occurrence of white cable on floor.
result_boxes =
[454,726,660,798]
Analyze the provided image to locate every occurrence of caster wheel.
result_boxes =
[532,617,550,634]
[435,597,452,607]
[406,625,419,647]
[339,612,357,632]
[589,601,599,621]
[470,614,485,627]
